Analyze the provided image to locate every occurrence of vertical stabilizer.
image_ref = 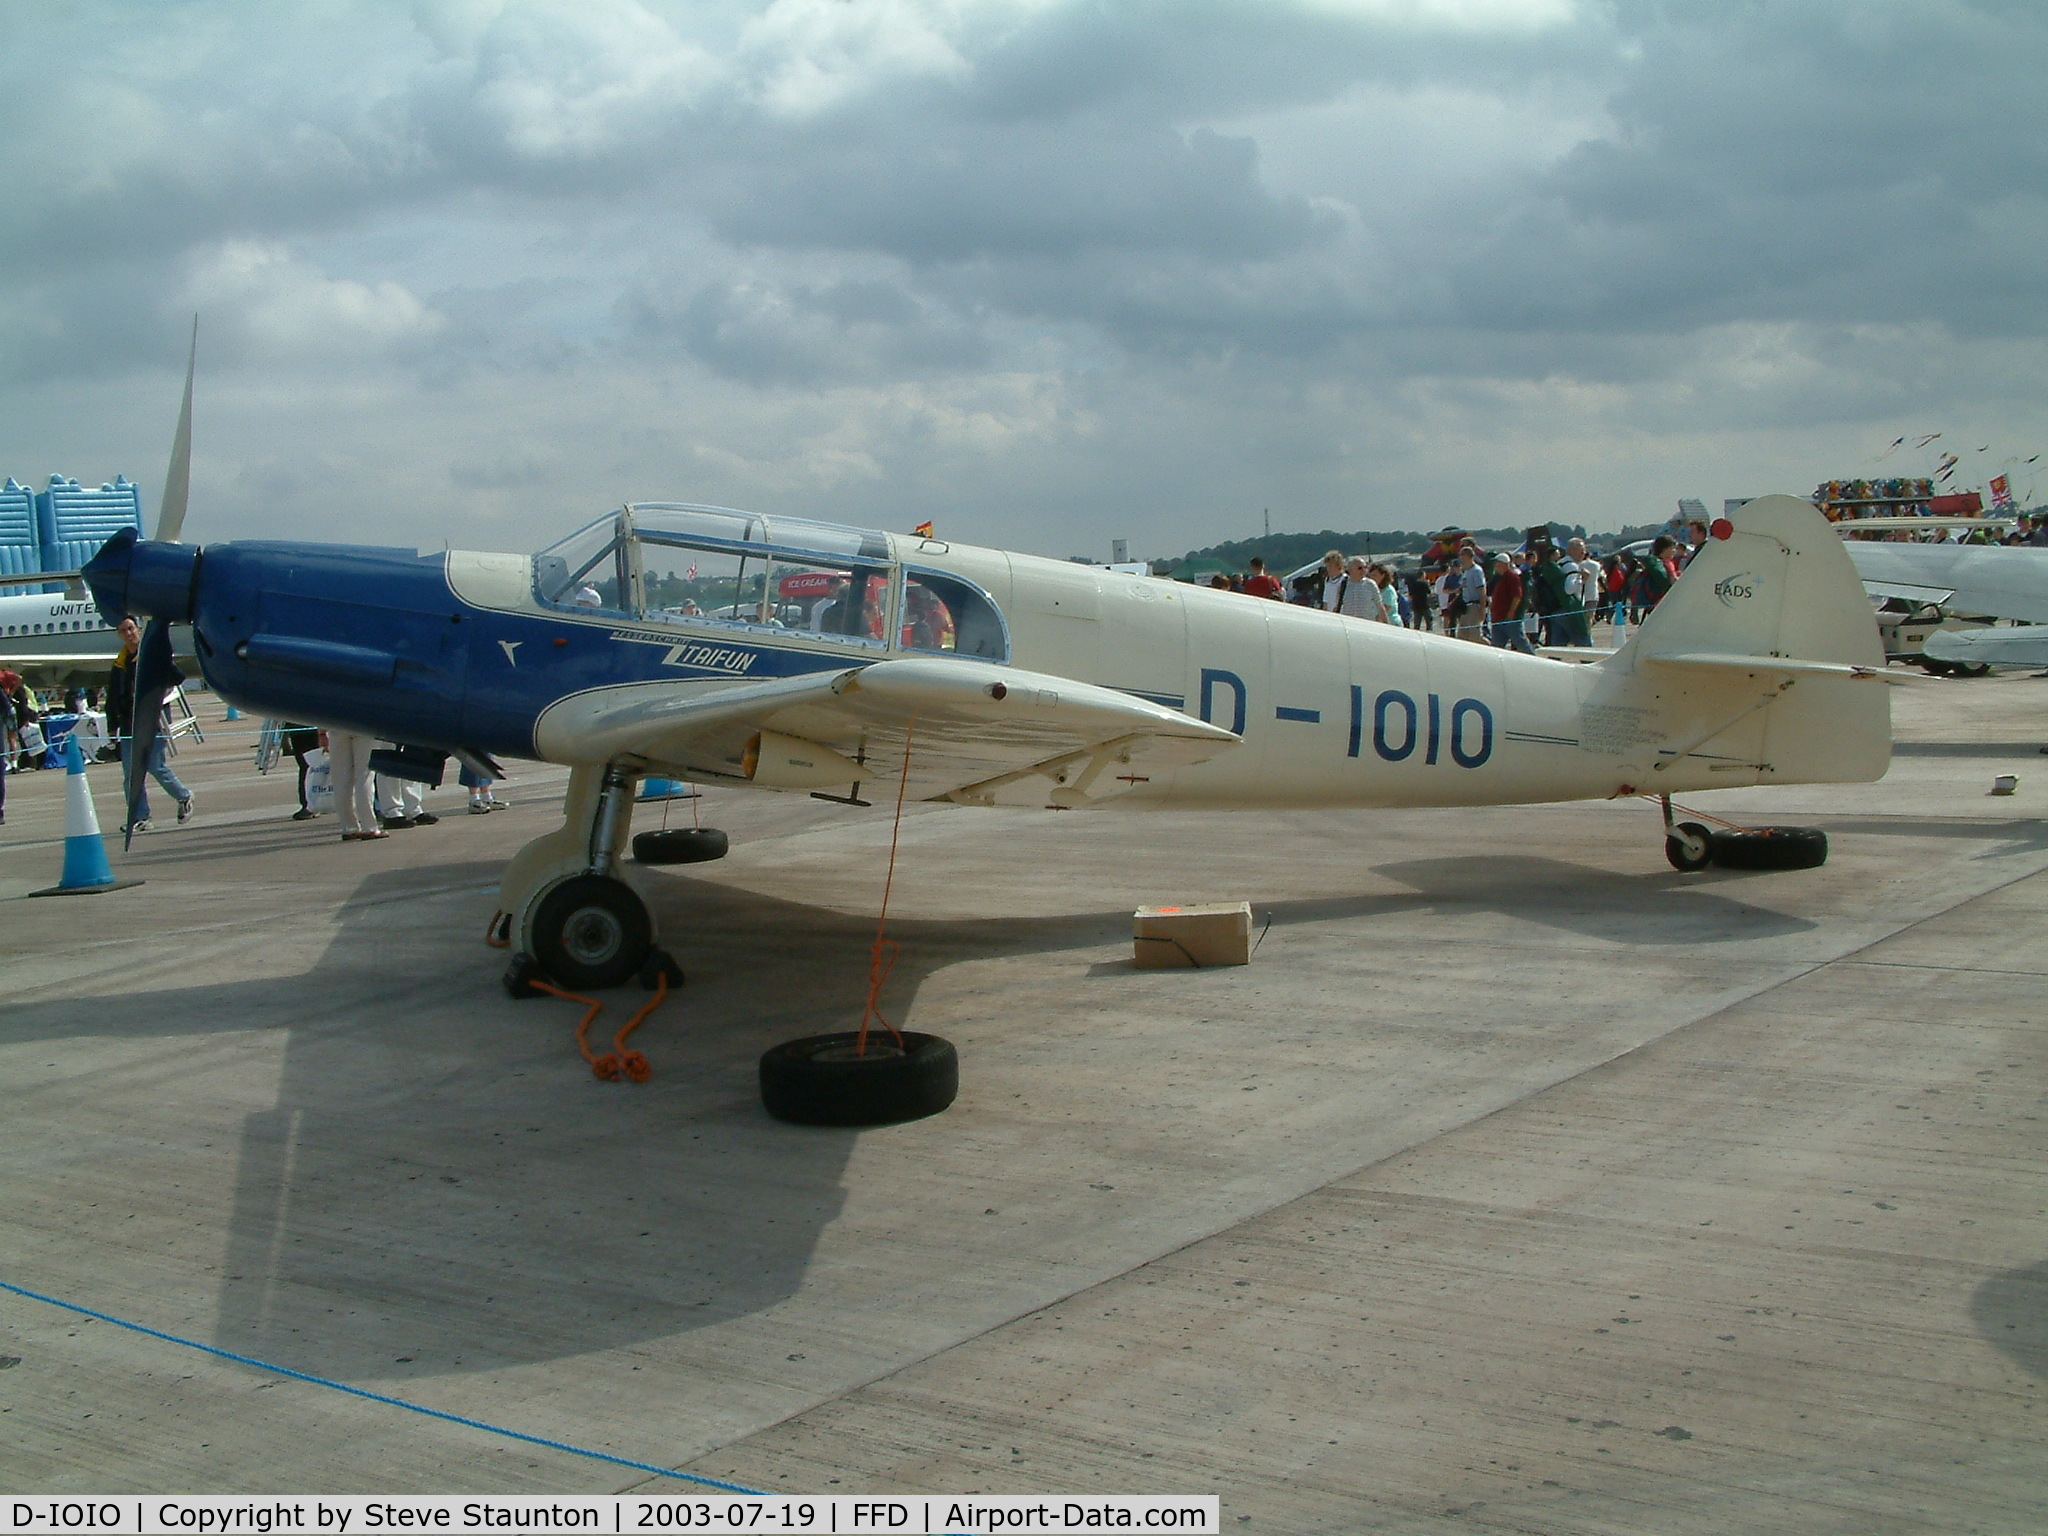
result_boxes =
[1587,495,1890,790]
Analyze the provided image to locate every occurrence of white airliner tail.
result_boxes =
[1591,494,1891,789]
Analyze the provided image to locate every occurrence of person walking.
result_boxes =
[107,617,193,834]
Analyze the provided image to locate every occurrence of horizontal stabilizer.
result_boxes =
[1640,651,1889,680]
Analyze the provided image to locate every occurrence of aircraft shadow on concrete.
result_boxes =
[2,851,1808,1382]
[1971,1260,2048,1381]
[1362,855,1816,944]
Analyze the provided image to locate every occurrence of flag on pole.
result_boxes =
[1990,474,2014,511]
[913,521,934,539]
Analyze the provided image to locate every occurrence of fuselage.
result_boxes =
[164,512,1835,811]
[0,591,122,684]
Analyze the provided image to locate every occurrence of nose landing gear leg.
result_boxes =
[501,764,669,992]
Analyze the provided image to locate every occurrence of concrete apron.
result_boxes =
[0,674,2044,1491]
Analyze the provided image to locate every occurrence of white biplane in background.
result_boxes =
[1842,533,2048,672]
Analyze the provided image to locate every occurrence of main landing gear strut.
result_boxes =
[499,763,724,994]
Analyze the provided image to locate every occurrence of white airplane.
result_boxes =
[91,489,1887,947]
[0,589,126,685]
[1841,537,2048,669]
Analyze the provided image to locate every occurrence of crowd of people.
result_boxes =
[1207,527,1702,649]
[0,665,116,829]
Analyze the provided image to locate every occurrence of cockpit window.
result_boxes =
[902,569,1008,660]
[538,503,897,644]
[534,505,1006,661]
[533,514,629,611]
[767,556,892,641]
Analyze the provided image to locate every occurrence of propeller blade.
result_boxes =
[154,316,196,543]
[121,617,185,848]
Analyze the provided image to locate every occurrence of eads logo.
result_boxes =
[1714,572,1756,607]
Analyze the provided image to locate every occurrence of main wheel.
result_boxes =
[632,827,729,865]
[1919,657,1953,676]
[1664,820,1712,872]
[1952,661,1991,678]
[1709,826,1828,871]
[529,874,653,989]
[759,1032,958,1127]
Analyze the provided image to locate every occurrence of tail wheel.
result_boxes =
[1664,821,1712,873]
[530,874,653,989]
[759,1032,959,1127]
[1709,826,1828,871]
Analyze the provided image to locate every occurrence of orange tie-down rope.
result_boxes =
[529,975,668,1082]
[854,720,916,1058]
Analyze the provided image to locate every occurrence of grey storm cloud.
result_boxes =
[0,0,2041,556]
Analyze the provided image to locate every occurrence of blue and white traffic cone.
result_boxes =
[29,732,144,898]
[223,704,241,721]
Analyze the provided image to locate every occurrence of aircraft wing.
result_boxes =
[533,657,1242,808]
[1923,625,2048,668]
[1844,542,2048,622]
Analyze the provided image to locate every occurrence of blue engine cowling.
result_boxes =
[88,530,487,752]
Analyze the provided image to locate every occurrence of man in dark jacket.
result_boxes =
[108,617,194,833]
[1527,544,1570,646]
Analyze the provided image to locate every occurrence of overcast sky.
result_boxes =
[0,0,2041,561]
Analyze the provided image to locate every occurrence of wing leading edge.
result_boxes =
[532,657,1242,808]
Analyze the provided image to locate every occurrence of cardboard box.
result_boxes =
[1133,902,1252,968]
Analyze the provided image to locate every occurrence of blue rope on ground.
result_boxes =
[0,1278,762,1494]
